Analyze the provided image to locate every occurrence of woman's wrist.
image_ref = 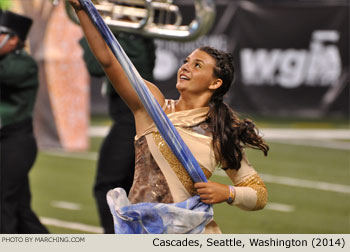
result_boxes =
[226,185,235,205]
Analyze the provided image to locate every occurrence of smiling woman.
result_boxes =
[67,0,270,234]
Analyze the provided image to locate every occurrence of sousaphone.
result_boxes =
[52,0,215,41]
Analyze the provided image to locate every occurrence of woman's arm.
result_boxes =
[224,157,268,211]
[195,154,267,210]
[68,1,165,118]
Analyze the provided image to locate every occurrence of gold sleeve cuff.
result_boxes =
[235,173,268,210]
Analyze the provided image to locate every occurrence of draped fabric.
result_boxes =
[78,0,213,233]
[107,188,213,234]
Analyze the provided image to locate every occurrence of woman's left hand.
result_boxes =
[194,181,230,204]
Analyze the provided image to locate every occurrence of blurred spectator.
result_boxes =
[0,10,48,233]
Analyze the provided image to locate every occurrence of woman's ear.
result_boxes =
[209,78,223,90]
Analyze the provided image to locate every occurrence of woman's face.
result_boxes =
[176,49,218,95]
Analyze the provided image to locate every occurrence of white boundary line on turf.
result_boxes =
[260,129,350,140]
[40,217,103,234]
[89,126,350,139]
[260,173,350,194]
[51,201,81,211]
[265,202,295,212]
[89,127,350,150]
[41,151,98,161]
[214,170,350,194]
[268,139,349,150]
[42,151,350,194]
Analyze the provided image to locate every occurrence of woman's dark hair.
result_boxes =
[199,46,269,170]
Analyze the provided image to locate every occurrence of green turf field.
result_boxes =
[29,118,350,234]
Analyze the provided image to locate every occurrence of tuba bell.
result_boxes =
[53,0,215,41]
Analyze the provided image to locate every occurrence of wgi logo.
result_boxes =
[240,30,341,88]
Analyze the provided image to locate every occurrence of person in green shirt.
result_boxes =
[0,10,48,233]
[80,33,156,233]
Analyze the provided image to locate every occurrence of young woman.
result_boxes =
[68,0,269,234]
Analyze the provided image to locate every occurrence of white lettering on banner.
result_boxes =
[240,30,342,88]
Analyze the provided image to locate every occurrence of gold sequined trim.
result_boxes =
[236,173,268,210]
[152,132,211,195]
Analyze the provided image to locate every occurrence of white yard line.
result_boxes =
[41,150,98,161]
[260,129,350,140]
[265,202,295,212]
[89,126,109,137]
[40,217,103,234]
[51,201,82,211]
[89,126,350,149]
[214,170,350,194]
[89,127,350,139]
[260,173,350,194]
[267,139,349,150]
[42,150,350,194]
[88,127,350,150]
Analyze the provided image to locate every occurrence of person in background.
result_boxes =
[0,10,48,233]
[79,33,156,233]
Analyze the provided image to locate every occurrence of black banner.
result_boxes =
[153,0,349,117]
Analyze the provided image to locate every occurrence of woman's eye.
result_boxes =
[183,60,188,64]
[195,63,201,68]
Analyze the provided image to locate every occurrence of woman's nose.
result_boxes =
[180,63,189,72]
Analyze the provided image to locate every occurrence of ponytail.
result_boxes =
[207,100,268,170]
[200,46,269,170]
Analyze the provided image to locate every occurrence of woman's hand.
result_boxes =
[67,0,83,11]
[194,181,231,205]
